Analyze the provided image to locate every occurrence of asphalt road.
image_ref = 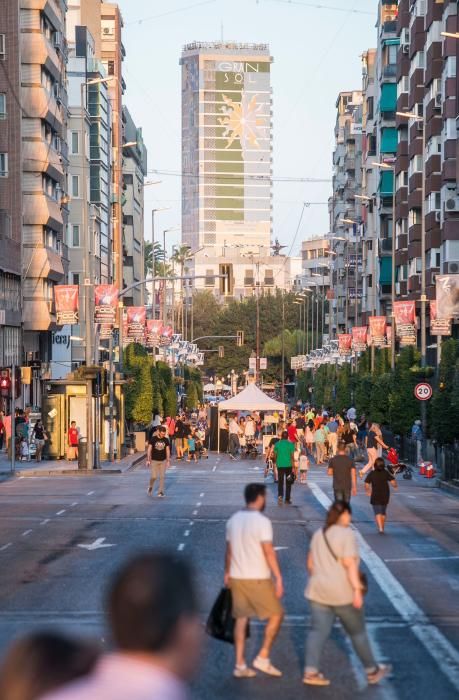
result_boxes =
[0,453,458,699]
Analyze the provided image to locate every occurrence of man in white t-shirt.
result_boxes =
[228,414,241,459]
[224,483,284,679]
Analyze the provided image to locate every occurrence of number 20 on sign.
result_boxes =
[414,383,432,401]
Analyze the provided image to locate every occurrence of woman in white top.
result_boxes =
[244,416,255,439]
[303,501,390,687]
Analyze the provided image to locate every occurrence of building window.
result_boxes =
[72,273,80,285]
[205,269,215,287]
[71,175,79,197]
[366,97,373,120]
[0,93,5,119]
[0,35,5,60]
[71,131,79,154]
[107,60,115,75]
[0,153,8,177]
[72,224,80,247]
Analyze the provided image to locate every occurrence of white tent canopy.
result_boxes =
[218,383,286,413]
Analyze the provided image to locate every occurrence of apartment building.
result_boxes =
[0,1,22,369]
[20,0,69,393]
[121,106,147,307]
[329,90,364,335]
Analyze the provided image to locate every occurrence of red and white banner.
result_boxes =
[146,320,163,347]
[126,307,146,341]
[160,325,174,347]
[338,333,352,356]
[54,285,79,325]
[430,300,452,336]
[436,274,459,319]
[386,324,392,347]
[368,316,386,348]
[393,301,416,346]
[94,285,118,325]
[99,323,113,340]
[352,326,367,352]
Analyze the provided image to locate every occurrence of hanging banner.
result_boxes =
[146,320,163,347]
[393,300,416,346]
[338,333,352,356]
[352,326,367,352]
[99,323,113,340]
[122,320,130,348]
[386,324,392,347]
[126,307,146,340]
[54,285,79,325]
[430,300,452,336]
[159,325,173,346]
[94,284,118,325]
[369,316,386,347]
[436,274,459,319]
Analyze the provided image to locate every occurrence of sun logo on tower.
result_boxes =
[218,93,266,151]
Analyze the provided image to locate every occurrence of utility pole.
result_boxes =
[11,363,15,473]
[281,293,285,402]
[256,262,260,385]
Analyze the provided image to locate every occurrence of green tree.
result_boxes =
[336,363,352,411]
[388,346,419,434]
[164,383,178,418]
[151,365,163,417]
[131,358,153,425]
[186,382,198,411]
[369,373,392,424]
[431,339,459,444]
[144,241,166,277]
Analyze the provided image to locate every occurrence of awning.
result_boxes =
[381,127,397,153]
[380,83,397,112]
[379,170,394,196]
[382,38,400,46]
[379,257,392,285]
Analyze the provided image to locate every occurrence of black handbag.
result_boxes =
[322,530,368,595]
[286,470,296,484]
[206,588,250,644]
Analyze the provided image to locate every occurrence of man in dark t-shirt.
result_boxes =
[174,415,186,460]
[328,441,357,503]
[147,426,170,497]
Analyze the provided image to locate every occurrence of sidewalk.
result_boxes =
[0,449,145,478]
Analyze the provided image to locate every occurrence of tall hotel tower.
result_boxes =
[180,42,274,299]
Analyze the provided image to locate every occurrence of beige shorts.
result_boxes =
[230,578,283,619]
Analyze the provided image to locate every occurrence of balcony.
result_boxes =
[382,64,397,79]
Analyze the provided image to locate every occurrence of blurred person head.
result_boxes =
[324,501,352,531]
[244,483,267,512]
[337,441,347,454]
[0,632,98,700]
[374,457,386,471]
[107,553,201,681]
[281,430,288,440]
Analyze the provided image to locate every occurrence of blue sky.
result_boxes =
[119,0,377,255]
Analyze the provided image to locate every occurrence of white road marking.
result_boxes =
[200,492,205,498]
[21,530,32,537]
[177,543,185,552]
[78,537,115,551]
[184,530,190,537]
[40,519,50,526]
[56,510,66,516]
[87,491,95,496]
[0,543,12,551]
[407,495,416,499]
[71,502,78,507]
[385,556,459,563]
[212,465,217,472]
[308,481,459,692]
[196,502,202,507]
[192,510,198,516]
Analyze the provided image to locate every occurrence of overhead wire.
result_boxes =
[125,0,218,26]
[261,0,372,16]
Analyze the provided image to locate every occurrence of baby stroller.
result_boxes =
[241,437,259,460]
[385,448,413,480]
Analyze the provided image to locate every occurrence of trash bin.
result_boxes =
[78,437,88,469]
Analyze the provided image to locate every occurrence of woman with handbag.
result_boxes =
[303,501,390,687]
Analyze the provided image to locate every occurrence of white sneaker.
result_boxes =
[233,665,257,678]
[252,656,282,677]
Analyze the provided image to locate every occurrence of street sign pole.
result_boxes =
[11,363,15,473]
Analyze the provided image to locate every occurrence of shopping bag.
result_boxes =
[205,588,250,644]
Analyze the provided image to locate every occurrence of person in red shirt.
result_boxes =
[68,421,79,461]
[287,421,298,444]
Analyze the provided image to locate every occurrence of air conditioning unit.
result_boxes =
[402,44,410,54]
[447,261,459,274]
[102,27,114,36]
[435,93,442,108]
[395,282,401,295]
[435,210,441,223]
[401,28,410,45]
[416,120,423,132]
[445,196,459,212]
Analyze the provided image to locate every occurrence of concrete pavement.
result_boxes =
[0,449,145,477]
[0,452,458,698]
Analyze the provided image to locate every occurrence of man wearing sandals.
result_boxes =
[224,483,284,679]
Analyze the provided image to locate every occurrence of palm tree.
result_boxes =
[144,241,166,277]
[170,245,193,337]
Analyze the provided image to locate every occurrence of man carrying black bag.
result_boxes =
[223,483,284,679]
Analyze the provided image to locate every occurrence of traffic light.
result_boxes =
[14,367,21,398]
[236,330,244,347]
[0,369,11,395]
[218,346,224,358]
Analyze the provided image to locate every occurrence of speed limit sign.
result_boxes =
[414,383,432,401]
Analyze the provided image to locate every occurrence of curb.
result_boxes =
[14,452,146,478]
[437,479,459,498]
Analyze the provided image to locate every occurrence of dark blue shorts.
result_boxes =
[372,504,388,515]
